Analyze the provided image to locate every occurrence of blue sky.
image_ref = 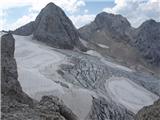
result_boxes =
[0,0,159,30]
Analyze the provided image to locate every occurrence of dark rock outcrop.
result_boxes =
[1,33,78,120]
[13,2,86,51]
[135,99,160,120]
[1,33,33,105]
[132,20,160,66]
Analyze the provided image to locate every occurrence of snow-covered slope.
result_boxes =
[14,34,159,120]
[106,77,158,113]
[14,35,65,95]
[14,34,95,119]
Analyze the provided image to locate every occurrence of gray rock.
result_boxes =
[13,2,87,51]
[1,33,33,105]
[79,12,160,72]
[135,99,160,120]
[132,19,160,66]
[79,12,131,42]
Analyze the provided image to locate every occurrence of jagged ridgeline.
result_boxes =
[79,12,160,73]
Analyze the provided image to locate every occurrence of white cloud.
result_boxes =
[69,14,95,28]
[0,0,85,13]
[103,0,160,27]
[10,13,37,30]
[84,9,89,13]
[0,0,86,30]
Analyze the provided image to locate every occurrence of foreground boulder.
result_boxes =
[1,33,78,120]
[13,2,86,51]
[135,99,160,120]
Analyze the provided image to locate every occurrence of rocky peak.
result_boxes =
[139,19,158,28]
[133,19,160,66]
[95,12,131,30]
[13,2,86,51]
[79,12,132,42]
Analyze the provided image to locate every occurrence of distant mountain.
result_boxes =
[13,2,86,51]
[79,12,144,71]
[79,12,131,42]
[79,12,160,73]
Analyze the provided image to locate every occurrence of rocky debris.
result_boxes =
[132,19,160,66]
[1,33,78,120]
[13,2,86,51]
[135,99,160,120]
[86,97,134,120]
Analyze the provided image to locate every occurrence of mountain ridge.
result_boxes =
[79,12,160,74]
[13,2,86,51]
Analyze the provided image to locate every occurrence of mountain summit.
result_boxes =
[79,12,160,72]
[13,2,86,51]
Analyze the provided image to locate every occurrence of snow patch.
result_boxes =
[79,38,88,47]
[85,48,132,72]
[101,58,133,72]
[106,77,159,113]
[14,34,66,96]
[86,50,102,57]
[98,44,109,49]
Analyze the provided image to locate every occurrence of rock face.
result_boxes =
[79,12,143,69]
[79,12,131,42]
[13,2,86,51]
[1,33,33,105]
[79,12,160,72]
[132,20,160,66]
[1,33,78,120]
[135,99,160,120]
